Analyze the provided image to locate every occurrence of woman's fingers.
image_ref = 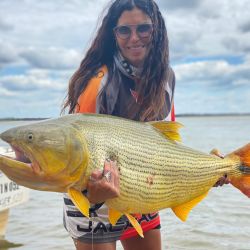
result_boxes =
[111,161,120,189]
[102,159,113,183]
[86,159,120,203]
[89,169,103,182]
[102,159,119,187]
[214,175,230,187]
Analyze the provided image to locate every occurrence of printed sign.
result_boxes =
[0,173,29,212]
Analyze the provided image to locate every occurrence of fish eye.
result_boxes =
[27,133,34,142]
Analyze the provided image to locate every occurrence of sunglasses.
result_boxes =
[113,23,153,40]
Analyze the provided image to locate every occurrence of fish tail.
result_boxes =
[228,143,250,197]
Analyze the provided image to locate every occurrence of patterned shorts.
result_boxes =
[63,194,161,243]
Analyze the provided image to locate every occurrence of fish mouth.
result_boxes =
[12,145,31,164]
[2,144,41,174]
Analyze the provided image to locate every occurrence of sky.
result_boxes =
[0,0,249,118]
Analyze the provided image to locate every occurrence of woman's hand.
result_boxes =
[86,159,120,204]
[214,175,230,187]
[211,149,231,187]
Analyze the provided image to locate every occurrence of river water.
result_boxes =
[0,116,249,250]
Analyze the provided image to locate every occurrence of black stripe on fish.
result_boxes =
[239,165,250,174]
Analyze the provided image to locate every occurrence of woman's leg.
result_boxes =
[73,239,116,250]
[121,229,161,250]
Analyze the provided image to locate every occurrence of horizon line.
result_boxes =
[0,112,250,121]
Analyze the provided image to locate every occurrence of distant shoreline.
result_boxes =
[0,118,49,121]
[0,113,249,121]
[176,113,250,117]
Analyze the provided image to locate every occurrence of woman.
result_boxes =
[62,0,226,249]
[62,1,171,249]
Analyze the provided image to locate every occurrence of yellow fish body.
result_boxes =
[0,113,249,237]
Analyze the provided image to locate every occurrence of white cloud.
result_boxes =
[173,58,250,114]
[0,17,13,31]
[156,0,201,11]
[20,47,82,70]
[0,88,16,97]
[0,41,19,66]
[0,68,67,117]
[233,79,250,86]
[239,20,250,33]
[174,60,232,82]
[0,69,68,93]
[164,0,250,60]
[175,58,250,86]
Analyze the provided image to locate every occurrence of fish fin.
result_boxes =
[125,213,144,238]
[227,143,250,198]
[68,188,90,218]
[108,208,123,225]
[149,121,183,142]
[172,191,209,221]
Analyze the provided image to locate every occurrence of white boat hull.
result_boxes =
[0,148,30,237]
[0,148,29,212]
[0,172,29,213]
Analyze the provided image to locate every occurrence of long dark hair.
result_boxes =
[62,0,169,121]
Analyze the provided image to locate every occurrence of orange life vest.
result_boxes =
[76,65,175,121]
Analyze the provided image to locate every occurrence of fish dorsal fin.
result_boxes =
[108,208,123,225]
[172,191,209,221]
[68,187,90,218]
[125,213,144,238]
[149,121,182,142]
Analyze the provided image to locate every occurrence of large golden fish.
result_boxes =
[0,113,249,237]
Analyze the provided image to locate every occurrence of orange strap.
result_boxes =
[76,65,108,113]
[120,213,160,240]
[171,104,175,121]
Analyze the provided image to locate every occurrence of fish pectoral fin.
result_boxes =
[68,188,90,218]
[172,191,209,221]
[125,213,144,238]
[108,208,123,225]
[148,121,182,142]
